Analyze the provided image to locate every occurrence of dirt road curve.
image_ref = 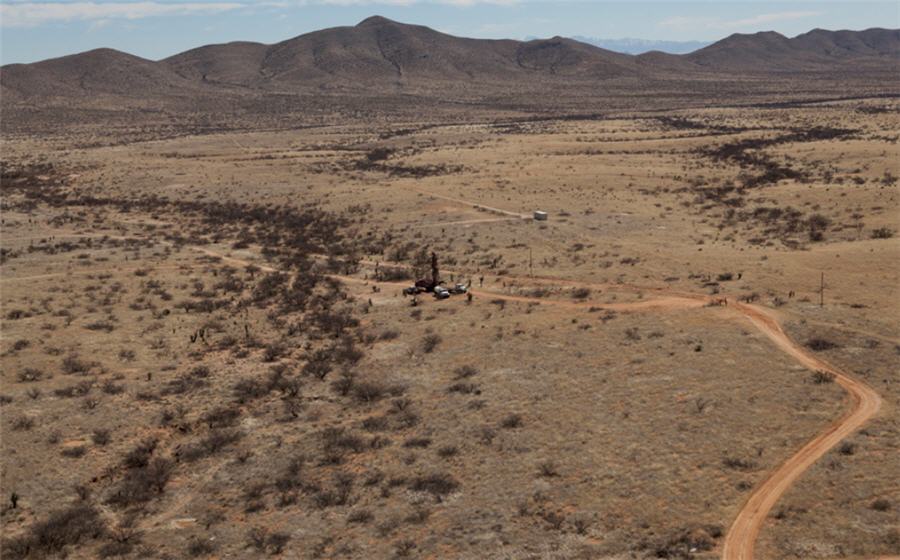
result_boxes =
[721,304,883,560]
[193,246,883,559]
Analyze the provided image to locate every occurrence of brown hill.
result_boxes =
[165,16,637,89]
[1,17,898,131]
[686,28,900,71]
[1,48,200,101]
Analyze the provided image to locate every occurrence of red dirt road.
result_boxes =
[720,303,882,560]
[193,246,883,560]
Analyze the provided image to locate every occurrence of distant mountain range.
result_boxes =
[2,17,898,129]
[567,37,710,54]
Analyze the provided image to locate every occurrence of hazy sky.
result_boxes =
[1,1,898,64]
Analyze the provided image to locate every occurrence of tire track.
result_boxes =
[720,303,882,560]
[194,246,882,560]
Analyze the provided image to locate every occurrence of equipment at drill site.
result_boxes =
[403,251,467,299]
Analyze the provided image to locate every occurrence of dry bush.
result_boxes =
[408,473,459,501]
[422,333,442,353]
[107,458,174,507]
[181,430,242,462]
[806,338,839,351]
[1,504,106,559]
[871,227,895,239]
[453,365,478,379]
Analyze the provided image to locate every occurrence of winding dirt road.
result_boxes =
[192,245,883,559]
[7,225,877,558]
[721,303,882,560]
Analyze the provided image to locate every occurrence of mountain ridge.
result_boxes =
[2,17,898,130]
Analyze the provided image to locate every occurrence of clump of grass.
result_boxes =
[806,338,838,351]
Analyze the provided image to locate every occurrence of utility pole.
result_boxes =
[819,272,825,308]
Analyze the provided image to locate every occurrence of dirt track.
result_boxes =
[720,303,883,560]
[1,219,883,558]
[192,244,883,560]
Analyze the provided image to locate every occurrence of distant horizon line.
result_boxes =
[2,16,896,66]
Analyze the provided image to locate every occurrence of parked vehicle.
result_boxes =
[449,283,468,294]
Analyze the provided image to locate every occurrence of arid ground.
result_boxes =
[1,99,898,559]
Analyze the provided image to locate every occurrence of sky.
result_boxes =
[1,0,898,64]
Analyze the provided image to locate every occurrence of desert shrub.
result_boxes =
[447,382,479,395]
[243,484,267,513]
[330,337,363,365]
[807,213,831,241]
[302,349,333,380]
[405,508,431,525]
[263,343,286,362]
[722,456,756,471]
[871,227,894,239]
[453,365,478,379]
[61,354,92,375]
[160,373,207,396]
[394,540,416,557]
[191,365,211,378]
[310,307,359,338]
[403,437,432,448]
[314,473,354,508]
[378,267,412,281]
[92,429,111,446]
[362,416,389,432]
[186,537,214,557]
[62,446,87,458]
[202,406,241,429]
[17,368,43,383]
[322,427,365,462]
[181,430,241,462]
[55,380,93,398]
[806,338,838,351]
[409,474,458,501]
[838,441,856,455]
[353,381,387,404]
[571,287,591,300]
[871,498,892,511]
[85,320,115,333]
[378,329,400,341]
[811,370,836,384]
[331,370,356,396]
[541,510,566,531]
[11,416,34,430]
[102,380,125,395]
[365,147,394,162]
[1,504,106,559]
[437,445,459,458]
[107,458,173,507]
[233,377,268,403]
[247,527,270,552]
[98,539,135,558]
[348,509,373,524]
[500,413,523,429]
[538,461,559,478]
[653,525,720,558]
[422,333,442,353]
[123,438,158,469]
[265,532,290,554]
